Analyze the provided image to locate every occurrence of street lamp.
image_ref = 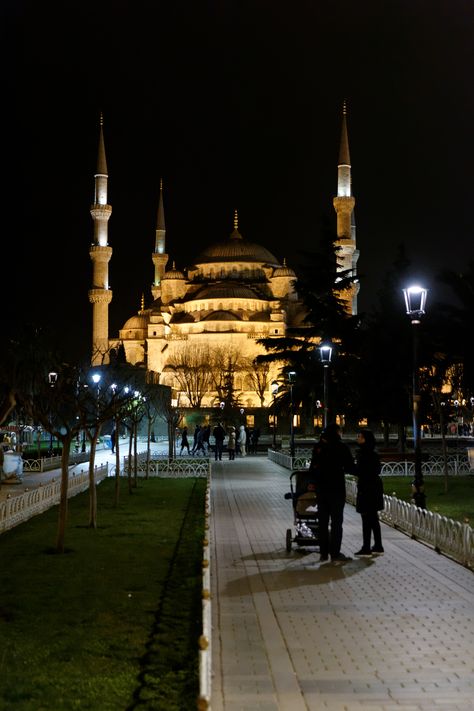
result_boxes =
[403,285,428,509]
[288,371,296,459]
[318,343,333,429]
[271,380,279,449]
[48,372,58,456]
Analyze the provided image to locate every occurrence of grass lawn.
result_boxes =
[381,475,474,523]
[0,476,207,710]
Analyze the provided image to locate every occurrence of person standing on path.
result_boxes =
[238,425,247,457]
[213,422,226,461]
[310,423,355,563]
[227,426,236,460]
[353,429,384,557]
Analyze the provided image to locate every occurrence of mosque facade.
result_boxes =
[88,108,358,413]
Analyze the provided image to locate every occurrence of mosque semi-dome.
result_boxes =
[273,259,296,278]
[162,262,185,280]
[122,314,148,330]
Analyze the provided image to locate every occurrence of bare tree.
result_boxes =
[243,358,271,406]
[166,345,213,407]
[209,346,244,407]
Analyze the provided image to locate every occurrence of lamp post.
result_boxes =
[271,380,279,449]
[288,371,296,459]
[48,372,58,456]
[403,285,428,509]
[318,343,333,429]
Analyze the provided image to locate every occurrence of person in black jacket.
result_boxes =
[310,423,355,563]
[213,422,226,461]
[353,429,384,557]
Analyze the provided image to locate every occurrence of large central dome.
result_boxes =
[195,222,280,266]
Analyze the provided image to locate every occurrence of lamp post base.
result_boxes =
[411,480,426,509]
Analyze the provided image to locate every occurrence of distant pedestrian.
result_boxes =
[111,429,116,453]
[202,425,211,454]
[191,425,200,454]
[213,422,226,461]
[194,426,206,456]
[250,427,260,454]
[180,426,190,455]
[238,425,247,457]
[353,429,384,557]
[227,426,236,460]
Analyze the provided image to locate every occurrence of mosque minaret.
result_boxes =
[151,178,168,301]
[333,101,359,315]
[89,114,113,366]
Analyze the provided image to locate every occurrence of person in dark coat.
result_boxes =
[353,429,384,556]
[310,423,355,563]
[180,426,190,455]
[191,425,200,454]
[202,425,211,455]
[213,422,226,461]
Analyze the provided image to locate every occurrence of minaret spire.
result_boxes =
[89,113,113,365]
[333,101,359,315]
[151,178,169,300]
[230,209,242,240]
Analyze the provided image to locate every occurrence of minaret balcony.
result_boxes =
[88,288,113,304]
[90,204,112,219]
[89,245,113,261]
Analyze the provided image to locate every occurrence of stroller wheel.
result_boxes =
[286,528,292,552]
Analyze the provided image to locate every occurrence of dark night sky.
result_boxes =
[3,0,474,360]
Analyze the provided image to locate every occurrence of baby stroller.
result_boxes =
[284,469,320,552]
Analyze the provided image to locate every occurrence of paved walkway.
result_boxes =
[210,457,474,711]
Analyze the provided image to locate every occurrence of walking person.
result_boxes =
[110,428,116,454]
[180,426,190,455]
[238,424,247,457]
[202,425,211,455]
[191,425,200,454]
[310,423,355,563]
[353,429,384,557]
[227,426,236,460]
[194,425,206,456]
[213,422,226,461]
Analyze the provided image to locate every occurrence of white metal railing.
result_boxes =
[268,449,473,476]
[0,464,109,534]
[198,472,212,709]
[267,449,310,470]
[345,477,474,569]
[22,451,91,473]
[122,455,211,478]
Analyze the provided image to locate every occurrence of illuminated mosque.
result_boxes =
[88,107,358,411]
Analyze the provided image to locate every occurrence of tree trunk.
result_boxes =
[88,429,100,529]
[145,417,152,479]
[128,427,133,494]
[440,406,449,493]
[114,416,121,507]
[56,435,72,553]
[133,420,138,487]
